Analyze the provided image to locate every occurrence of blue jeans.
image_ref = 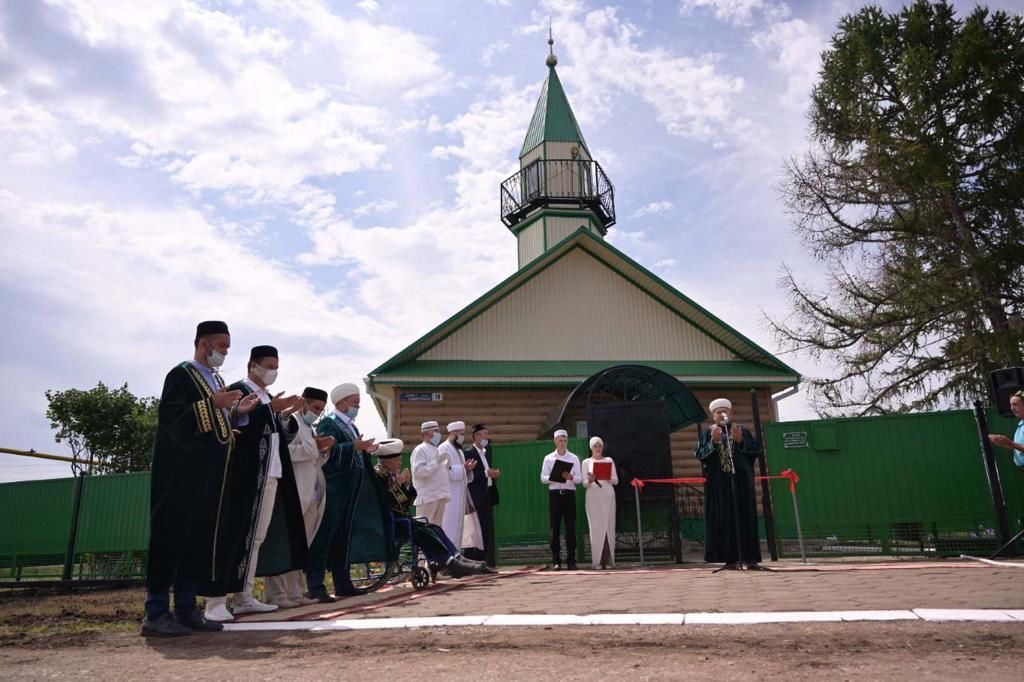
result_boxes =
[145,582,198,620]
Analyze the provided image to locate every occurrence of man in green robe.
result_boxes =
[142,321,263,637]
[304,382,392,600]
[695,397,762,566]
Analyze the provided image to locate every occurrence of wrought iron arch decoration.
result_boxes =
[541,364,707,437]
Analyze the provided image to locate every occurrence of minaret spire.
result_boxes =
[546,23,557,67]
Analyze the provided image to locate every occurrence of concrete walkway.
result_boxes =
[234,559,1024,624]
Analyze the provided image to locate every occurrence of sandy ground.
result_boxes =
[3,621,1024,680]
[3,561,1024,680]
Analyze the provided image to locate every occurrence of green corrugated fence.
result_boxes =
[3,407,1022,580]
[763,408,1024,558]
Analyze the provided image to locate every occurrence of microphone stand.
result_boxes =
[714,420,770,573]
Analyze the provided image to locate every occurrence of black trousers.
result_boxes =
[548,489,577,564]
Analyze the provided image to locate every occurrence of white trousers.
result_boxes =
[265,488,322,602]
[205,476,277,610]
[416,499,448,527]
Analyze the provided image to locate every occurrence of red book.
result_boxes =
[593,461,613,481]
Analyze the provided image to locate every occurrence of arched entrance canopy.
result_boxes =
[541,364,707,438]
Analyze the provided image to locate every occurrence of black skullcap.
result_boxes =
[195,320,229,340]
[249,345,278,362]
[472,423,489,434]
[302,387,328,401]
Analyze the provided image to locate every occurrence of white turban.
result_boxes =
[374,438,405,456]
[331,382,359,405]
[708,398,732,413]
[421,420,439,432]
[553,429,568,439]
[446,421,465,433]
[589,436,604,449]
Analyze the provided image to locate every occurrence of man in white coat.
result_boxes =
[440,421,477,552]
[410,420,450,526]
[264,387,335,608]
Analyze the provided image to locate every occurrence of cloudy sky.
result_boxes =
[1,0,1014,482]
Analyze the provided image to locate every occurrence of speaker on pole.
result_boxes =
[990,367,1024,417]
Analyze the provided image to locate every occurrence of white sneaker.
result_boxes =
[204,598,234,622]
[269,599,298,609]
[232,597,279,614]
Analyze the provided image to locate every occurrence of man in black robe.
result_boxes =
[142,321,263,637]
[463,424,501,566]
[695,398,762,566]
[204,345,308,622]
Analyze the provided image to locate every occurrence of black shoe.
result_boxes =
[447,558,478,578]
[314,593,337,603]
[141,613,192,638]
[174,610,223,632]
[567,562,579,570]
[476,564,497,575]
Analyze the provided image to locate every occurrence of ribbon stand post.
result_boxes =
[780,469,807,564]
[633,479,645,567]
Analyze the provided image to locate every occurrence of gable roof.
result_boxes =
[520,66,589,158]
[368,228,800,384]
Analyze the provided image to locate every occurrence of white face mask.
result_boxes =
[430,432,442,446]
[301,410,317,425]
[252,365,278,386]
[207,348,226,368]
[456,434,465,445]
[479,438,489,448]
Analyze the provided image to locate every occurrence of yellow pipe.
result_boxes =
[0,446,77,464]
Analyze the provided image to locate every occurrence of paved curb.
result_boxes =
[223,608,1024,631]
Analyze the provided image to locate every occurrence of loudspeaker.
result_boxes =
[990,367,1024,417]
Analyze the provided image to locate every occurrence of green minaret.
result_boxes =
[500,32,616,268]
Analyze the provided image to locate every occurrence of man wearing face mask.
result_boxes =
[304,383,380,600]
[464,424,501,567]
[205,346,307,622]
[411,421,450,526]
[142,321,263,637]
[440,421,476,554]
[264,387,335,608]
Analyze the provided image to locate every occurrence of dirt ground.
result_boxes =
[2,586,1024,680]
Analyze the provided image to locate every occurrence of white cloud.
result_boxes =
[357,0,380,14]
[752,18,827,108]
[540,2,745,142]
[632,201,674,217]
[654,258,676,268]
[679,0,789,25]
[352,199,398,217]
[481,39,511,66]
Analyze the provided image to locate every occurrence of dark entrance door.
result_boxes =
[586,400,679,562]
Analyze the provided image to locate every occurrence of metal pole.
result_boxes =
[62,472,87,580]
[634,482,645,567]
[750,389,778,561]
[789,485,807,564]
[973,401,1012,552]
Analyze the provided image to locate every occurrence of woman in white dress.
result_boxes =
[582,436,618,570]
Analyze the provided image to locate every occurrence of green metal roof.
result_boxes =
[373,360,798,382]
[520,66,589,157]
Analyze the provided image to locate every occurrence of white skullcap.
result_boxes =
[708,398,732,413]
[589,436,604,449]
[421,420,439,432]
[553,429,568,439]
[374,438,405,456]
[446,421,465,433]
[331,382,359,404]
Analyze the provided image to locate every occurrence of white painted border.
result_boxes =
[222,609,1024,632]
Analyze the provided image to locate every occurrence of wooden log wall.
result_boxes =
[391,385,776,479]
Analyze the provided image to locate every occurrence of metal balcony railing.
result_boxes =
[500,158,616,229]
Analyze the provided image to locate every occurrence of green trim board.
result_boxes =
[510,209,604,237]
[520,66,590,158]
[368,228,800,382]
[374,360,797,380]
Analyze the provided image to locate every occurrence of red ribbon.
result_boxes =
[630,471,801,494]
